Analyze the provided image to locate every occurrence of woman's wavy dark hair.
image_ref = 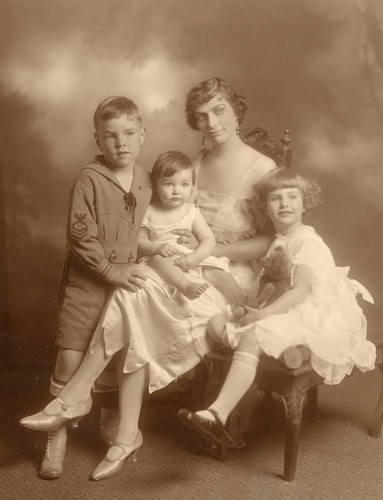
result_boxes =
[185,78,247,130]
[253,167,321,217]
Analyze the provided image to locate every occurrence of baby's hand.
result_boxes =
[156,243,177,257]
[232,305,246,322]
[171,229,198,250]
[107,264,148,292]
[239,306,267,326]
[175,252,199,272]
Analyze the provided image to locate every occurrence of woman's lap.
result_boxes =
[89,267,229,393]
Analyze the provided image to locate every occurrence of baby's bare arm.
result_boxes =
[138,227,160,256]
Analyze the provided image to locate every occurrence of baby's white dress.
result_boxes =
[139,203,230,273]
[226,225,376,384]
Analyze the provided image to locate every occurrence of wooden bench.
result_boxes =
[193,330,383,481]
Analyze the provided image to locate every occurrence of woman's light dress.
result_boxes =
[89,153,275,393]
[139,203,230,273]
[225,225,376,385]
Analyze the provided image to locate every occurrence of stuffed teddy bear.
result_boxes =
[233,245,292,318]
[233,245,310,369]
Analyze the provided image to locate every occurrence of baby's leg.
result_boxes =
[202,267,245,304]
[148,254,208,300]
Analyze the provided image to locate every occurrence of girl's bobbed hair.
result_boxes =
[254,167,321,217]
[151,151,196,189]
[185,77,247,130]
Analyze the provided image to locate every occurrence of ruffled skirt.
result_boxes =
[226,267,376,384]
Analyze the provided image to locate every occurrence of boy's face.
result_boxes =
[95,115,145,170]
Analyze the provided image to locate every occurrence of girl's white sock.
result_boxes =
[196,350,259,425]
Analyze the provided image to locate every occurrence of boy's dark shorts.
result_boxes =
[56,257,112,352]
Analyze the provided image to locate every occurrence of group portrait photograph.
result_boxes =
[1,0,383,498]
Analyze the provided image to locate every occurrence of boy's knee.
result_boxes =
[54,348,85,382]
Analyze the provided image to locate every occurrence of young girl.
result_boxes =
[178,167,376,448]
[139,151,246,303]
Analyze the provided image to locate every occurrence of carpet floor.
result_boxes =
[1,365,383,500]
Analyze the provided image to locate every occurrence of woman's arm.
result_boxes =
[176,211,215,269]
[240,264,313,325]
[191,210,216,262]
[213,234,273,262]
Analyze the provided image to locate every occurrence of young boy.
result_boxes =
[39,96,152,479]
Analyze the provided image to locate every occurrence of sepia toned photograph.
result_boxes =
[1,0,383,498]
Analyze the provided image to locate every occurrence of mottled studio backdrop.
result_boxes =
[1,0,382,366]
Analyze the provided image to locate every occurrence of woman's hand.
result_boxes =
[239,305,267,326]
[171,229,198,250]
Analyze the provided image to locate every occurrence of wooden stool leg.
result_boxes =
[307,386,318,420]
[259,390,275,429]
[371,363,383,438]
[281,387,304,482]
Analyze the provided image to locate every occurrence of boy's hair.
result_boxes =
[254,167,321,217]
[93,96,142,130]
[185,77,247,131]
[151,151,196,189]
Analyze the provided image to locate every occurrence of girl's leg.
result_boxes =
[197,331,261,425]
[207,313,228,345]
[202,268,245,304]
[148,255,208,300]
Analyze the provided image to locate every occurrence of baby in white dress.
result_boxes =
[138,151,245,302]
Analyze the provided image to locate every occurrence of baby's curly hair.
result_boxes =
[185,78,247,130]
[253,167,321,217]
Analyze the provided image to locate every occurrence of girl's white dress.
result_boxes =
[226,225,376,385]
[89,153,275,393]
[139,203,230,273]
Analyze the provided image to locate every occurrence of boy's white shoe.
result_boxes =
[38,425,67,479]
